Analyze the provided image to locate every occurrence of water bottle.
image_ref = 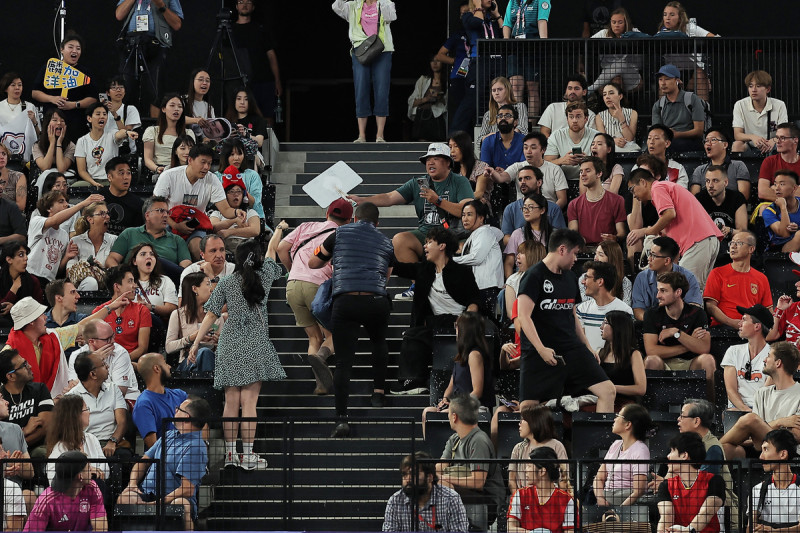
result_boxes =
[687,17,697,36]
[274,97,283,124]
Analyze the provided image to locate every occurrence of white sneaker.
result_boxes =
[224,451,241,468]
[240,452,268,471]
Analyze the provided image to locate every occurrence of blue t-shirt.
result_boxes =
[132,388,188,440]
[141,429,207,506]
[501,197,566,235]
[118,0,184,35]
[762,198,800,247]
[44,310,87,329]
[480,131,525,169]
[503,0,552,38]
[632,264,703,311]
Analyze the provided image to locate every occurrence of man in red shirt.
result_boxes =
[758,122,800,202]
[769,269,800,347]
[567,157,626,249]
[704,230,772,329]
[93,265,151,365]
[627,170,722,290]
[657,432,726,533]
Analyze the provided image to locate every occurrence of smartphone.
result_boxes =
[554,354,566,365]
[416,176,429,190]
[499,397,516,408]
[99,93,109,104]
[210,324,219,333]
[572,147,582,155]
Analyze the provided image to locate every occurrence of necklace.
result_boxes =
[2,385,22,406]
[4,100,18,112]
[587,188,605,202]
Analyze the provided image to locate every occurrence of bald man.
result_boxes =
[131,353,187,449]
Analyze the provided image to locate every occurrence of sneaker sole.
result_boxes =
[394,294,413,301]
[308,354,334,393]
[240,461,268,471]
[390,387,429,396]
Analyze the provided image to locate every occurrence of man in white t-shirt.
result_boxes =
[720,304,772,411]
[66,320,140,404]
[539,74,596,137]
[494,131,568,209]
[720,341,800,459]
[543,101,599,181]
[732,70,788,155]
[153,143,247,260]
[209,169,260,254]
[750,428,800,530]
[577,261,633,352]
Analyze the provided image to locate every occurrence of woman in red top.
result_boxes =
[508,447,576,533]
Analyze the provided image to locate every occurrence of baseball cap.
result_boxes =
[736,304,774,330]
[327,198,353,221]
[656,64,681,79]
[50,451,89,493]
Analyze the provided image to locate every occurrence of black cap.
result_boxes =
[736,304,774,330]
[51,451,89,493]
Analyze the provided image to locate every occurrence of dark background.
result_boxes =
[0,1,796,142]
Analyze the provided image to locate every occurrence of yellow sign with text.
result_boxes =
[42,58,91,98]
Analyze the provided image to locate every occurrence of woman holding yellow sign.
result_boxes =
[31,32,97,145]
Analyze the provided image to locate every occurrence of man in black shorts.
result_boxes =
[516,228,616,412]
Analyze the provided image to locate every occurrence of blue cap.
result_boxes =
[656,64,681,79]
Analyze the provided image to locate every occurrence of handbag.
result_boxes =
[152,6,173,48]
[583,509,651,533]
[311,278,334,330]
[353,10,384,65]
[67,259,106,290]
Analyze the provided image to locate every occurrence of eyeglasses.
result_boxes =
[744,361,752,381]
[108,85,125,91]
[649,253,670,260]
[704,138,724,144]
[728,240,753,249]
[92,360,109,371]
[148,208,168,215]
[92,211,110,217]
[677,414,697,420]
[614,413,628,421]
[496,113,514,119]
[7,360,30,374]
[82,407,91,413]
[776,136,798,142]
[521,205,541,212]
[175,406,191,416]
[93,333,115,344]
[584,275,596,281]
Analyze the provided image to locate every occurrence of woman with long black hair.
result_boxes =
[189,227,288,471]
[598,309,647,402]
[0,241,44,325]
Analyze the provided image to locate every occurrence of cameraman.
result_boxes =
[115,0,184,118]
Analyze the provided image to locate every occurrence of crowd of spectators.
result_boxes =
[0,0,798,531]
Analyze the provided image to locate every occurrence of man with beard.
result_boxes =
[479,104,525,169]
[0,349,53,458]
[694,166,748,253]
[132,352,187,449]
[101,156,144,236]
[382,451,468,532]
[539,74,596,137]
[500,165,566,248]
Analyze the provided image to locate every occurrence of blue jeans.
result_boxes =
[351,52,392,118]
[176,347,216,374]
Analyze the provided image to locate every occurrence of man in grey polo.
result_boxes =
[652,64,705,153]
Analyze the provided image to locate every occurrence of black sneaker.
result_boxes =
[331,421,350,438]
[389,379,429,395]
[371,392,386,407]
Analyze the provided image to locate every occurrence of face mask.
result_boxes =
[402,482,429,499]
[498,122,514,134]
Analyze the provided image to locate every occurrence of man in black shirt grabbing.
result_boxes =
[516,229,615,412]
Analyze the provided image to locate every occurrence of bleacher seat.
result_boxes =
[424,411,491,458]
[641,370,706,412]
[571,412,619,460]
[722,409,748,433]
[113,503,184,531]
[762,252,797,306]
[647,411,681,459]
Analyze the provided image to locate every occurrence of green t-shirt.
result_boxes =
[110,225,191,265]
[395,172,474,234]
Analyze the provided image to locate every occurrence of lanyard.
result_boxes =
[419,504,437,530]
[515,2,525,33]
[137,0,151,12]
[483,18,495,39]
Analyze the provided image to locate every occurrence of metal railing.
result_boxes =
[475,37,800,125]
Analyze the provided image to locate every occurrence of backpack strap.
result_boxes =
[683,91,694,111]
[291,227,337,261]
[756,477,771,516]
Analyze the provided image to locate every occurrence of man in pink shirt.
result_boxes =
[627,169,722,290]
[276,198,353,395]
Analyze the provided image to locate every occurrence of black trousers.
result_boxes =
[331,294,390,417]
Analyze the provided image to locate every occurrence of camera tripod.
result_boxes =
[205,5,249,116]
[120,35,159,113]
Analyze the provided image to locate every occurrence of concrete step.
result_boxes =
[306,150,424,162]
[281,142,429,152]
[304,161,423,173]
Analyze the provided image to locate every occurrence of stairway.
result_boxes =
[203,142,438,530]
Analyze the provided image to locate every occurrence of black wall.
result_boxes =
[1,1,797,142]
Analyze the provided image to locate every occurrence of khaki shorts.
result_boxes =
[663,357,694,371]
[286,279,323,328]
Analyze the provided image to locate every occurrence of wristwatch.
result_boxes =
[109,436,119,444]
[158,6,167,13]
[673,331,681,339]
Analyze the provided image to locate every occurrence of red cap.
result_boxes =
[327,198,353,221]
[222,165,246,193]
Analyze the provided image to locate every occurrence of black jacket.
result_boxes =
[394,259,480,327]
